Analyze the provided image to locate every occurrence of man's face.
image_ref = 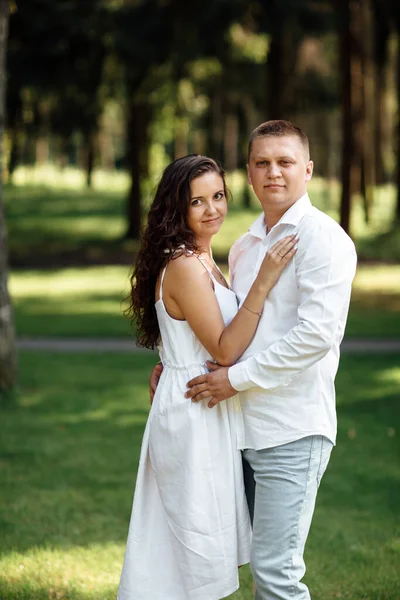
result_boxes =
[247,135,313,215]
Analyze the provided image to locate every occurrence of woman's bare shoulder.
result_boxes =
[167,251,205,280]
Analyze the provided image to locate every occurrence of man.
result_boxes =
[152,120,357,599]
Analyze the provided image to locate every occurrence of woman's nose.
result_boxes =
[205,201,217,213]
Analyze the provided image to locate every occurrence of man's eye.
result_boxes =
[256,161,266,166]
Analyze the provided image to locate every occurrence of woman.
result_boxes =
[118,155,297,600]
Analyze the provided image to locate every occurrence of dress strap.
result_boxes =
[159,265,168,301]
[195,255,219,286]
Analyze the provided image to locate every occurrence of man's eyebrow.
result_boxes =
[253,155,295,160]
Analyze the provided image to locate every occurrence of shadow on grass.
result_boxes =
[14,293,132,338]
[0,353,157,557]
[4,185,124,220]
[1,352,399,600]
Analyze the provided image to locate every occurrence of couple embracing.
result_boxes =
[117,120,357,600]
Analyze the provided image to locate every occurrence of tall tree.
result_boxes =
[338,0,375,234]
[0,0,17,396]
[338,0,353,234]
[372,0,391,185]
[390,0,400,222]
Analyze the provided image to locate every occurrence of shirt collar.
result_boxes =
[248,193,312,239]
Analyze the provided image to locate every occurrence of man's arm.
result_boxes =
[186,221,356,404]
[149,362,163,404]
[228,222,357,392]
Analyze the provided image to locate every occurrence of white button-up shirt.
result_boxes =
[228,193,357,450]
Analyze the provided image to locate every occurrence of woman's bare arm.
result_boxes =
[163,235,297,366]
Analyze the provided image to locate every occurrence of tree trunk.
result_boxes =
[267,34,285,119]
[224,113,239,172]
[396,35,400,223]
[35,137,49,165]
[125,97,151,239]
[8,125,19,181]
[85,132,95,188]
[7,92,22,182]
[339,0,353,234]
[374,64,385,185]
[0,0,17,396]
[209,90,224,163]
[372,0,391,184]
[360,0,375,224]
[339,0,373,235]
[174,118,188,159]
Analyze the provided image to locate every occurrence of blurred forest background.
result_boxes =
[1,2,400,599]
[4,0,400,249]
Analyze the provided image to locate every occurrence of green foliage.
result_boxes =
[0,352,399,599]
[8,0,109,139]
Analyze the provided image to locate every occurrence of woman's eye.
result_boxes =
[191,199,201,206]
[214,192,224,200]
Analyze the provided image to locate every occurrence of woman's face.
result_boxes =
[187,171,227,243]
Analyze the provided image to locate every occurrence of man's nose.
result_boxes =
[267,163,281,177]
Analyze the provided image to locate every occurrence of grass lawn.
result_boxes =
[0,352,399,599]
[4,172,399,265]
[9,263,400,338]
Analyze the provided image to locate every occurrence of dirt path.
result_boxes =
[16,337,400,354]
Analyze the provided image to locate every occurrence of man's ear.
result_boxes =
[305,160,314,182]
[246,164,252,185]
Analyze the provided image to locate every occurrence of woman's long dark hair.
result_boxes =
[127,154,227,349]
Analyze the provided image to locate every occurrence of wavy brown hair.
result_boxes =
[127,154,227,349]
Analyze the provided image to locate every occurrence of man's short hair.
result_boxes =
[248,120,310,161]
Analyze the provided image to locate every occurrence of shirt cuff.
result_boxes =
[228,362,252,392]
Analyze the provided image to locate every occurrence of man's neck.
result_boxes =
[263,192,307,232]
[263,210,285,233]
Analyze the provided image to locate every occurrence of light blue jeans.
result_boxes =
[242,435,333,599]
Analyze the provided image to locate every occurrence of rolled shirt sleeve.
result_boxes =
[228,218,357,392]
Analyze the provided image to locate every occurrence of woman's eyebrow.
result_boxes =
[191,189,224,199]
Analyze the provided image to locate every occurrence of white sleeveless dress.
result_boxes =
[117,256,251,600]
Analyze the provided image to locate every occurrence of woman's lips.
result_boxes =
[203,217,220,223]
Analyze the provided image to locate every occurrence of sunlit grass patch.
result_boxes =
[0,352,399,599]
[11,164,130,192]
[0,543,123,600]
[346,264,400,337]
[9,263,400,338]
[10,266,132,338]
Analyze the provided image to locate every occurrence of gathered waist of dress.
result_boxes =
[162,358,209,371]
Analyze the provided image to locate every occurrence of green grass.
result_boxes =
[10,266,133,338]
[9,263,400,338]
[4,185,133,264]
[0,352,399,599]
[4,172,399,264]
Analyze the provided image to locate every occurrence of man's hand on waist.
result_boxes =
[185,361,237,408]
